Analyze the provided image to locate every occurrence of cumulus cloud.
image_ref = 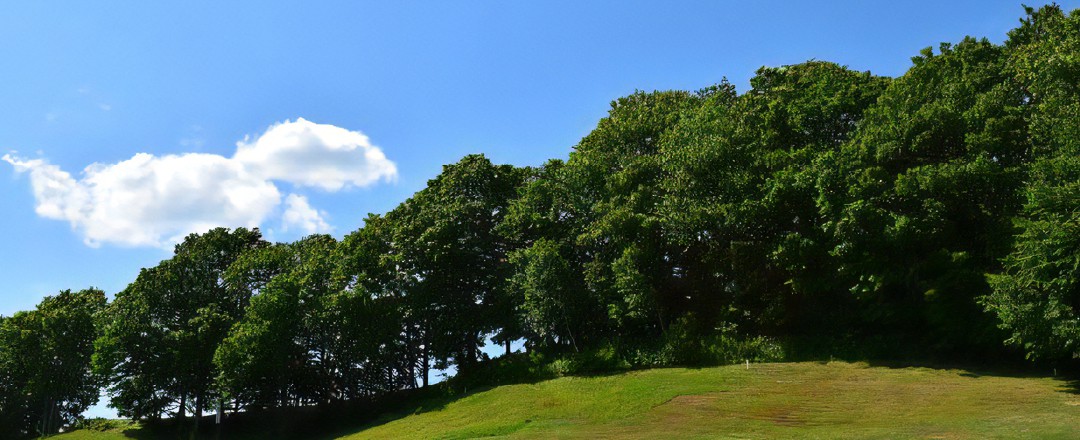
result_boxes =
[3,156,86,223]
[3,152,280,247]
[235,118,397,191]
[3,119,396,248]
[281,194,332,235]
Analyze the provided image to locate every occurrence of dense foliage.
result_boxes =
[0,289,105,437]
[92,228,266,425]
[2,5,1080,436]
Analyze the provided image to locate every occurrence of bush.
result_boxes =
[646,317,784,367]
[546,343,629,375]
[450,352,555,389]
[542,319,784,375]
[73,418,131,432]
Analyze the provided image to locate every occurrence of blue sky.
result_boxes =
[1,0,1077,417]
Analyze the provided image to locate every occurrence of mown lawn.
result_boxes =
[57,362,1080,439]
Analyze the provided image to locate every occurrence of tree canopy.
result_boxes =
[0,289,105,438]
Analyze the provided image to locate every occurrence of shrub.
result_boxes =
[73,418,131,432]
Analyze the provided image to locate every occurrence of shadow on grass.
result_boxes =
[314,353,563,439]
[311,390,464,440]
[1059,378,1080,395]
[104,398,429,440]
[76,389,454,440]
[781,334,1067,381]
[90,353,558,440]
[82,350,1080,439]
[318,355,1080,438]
[808,354,1080,397]
[865,359,1049,379]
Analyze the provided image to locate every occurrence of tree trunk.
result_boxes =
[656,306,667,336]
[177,391,190,440]
[422,342,430,388]
[405,325,418,388]
[465,338,476,370]
[564,316,580,353]
[505,338,511,356]
[41,397,51,435]
[194,391,203,435]
[177,393,187,420]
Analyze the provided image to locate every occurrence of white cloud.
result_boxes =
[281,194,331,235]
[2,155,87,223]
[234,118,397,191]
[4,152,280,247]
[3,119,396,248]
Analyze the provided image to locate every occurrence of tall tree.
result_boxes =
[507,238,594,351]
[0,288,105,438]
[217,234,409,408]
[500,159,602,348]
[984,5,1080,361]
[336,214,417,388]
[822,36,1028,355]
[660,64,887,336]
[94,228,266,422]
[390,154,525,380]
[214,241,303,409]
[559,89,704,339]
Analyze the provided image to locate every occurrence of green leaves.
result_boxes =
[93,227,266,420]
[985,212,1080,360]
[982,5,1080,361]
[390,154,526,370]
[509,238,591,349]
[0,288,105,437]
[214,233,407,406]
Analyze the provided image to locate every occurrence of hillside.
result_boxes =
[7,6,1080,437]
[58,362,1080,439]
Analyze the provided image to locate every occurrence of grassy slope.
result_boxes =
[345,362,1080,440]
[58,362,1080,440]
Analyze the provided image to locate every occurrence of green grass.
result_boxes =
[52,420,139,440]
[56,362,1080,439]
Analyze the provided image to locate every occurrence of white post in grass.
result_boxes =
[746,359,749,370]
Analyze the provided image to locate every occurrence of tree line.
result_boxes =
[1,5,1078,437]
